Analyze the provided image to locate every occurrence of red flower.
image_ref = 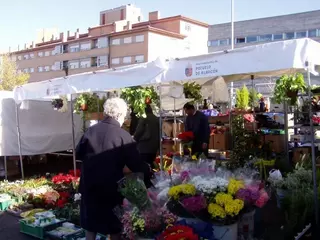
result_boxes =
[52,173,77,185]
[68,169,81,177]
[157,225,199,240]
[178,131,194,141]
[59,191,70,200]
[57,199,67,208]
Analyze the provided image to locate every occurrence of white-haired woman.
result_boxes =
[76,97,152,240]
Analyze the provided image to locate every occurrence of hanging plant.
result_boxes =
[183,82,202,103]
[120,86,159,118]
[273,73,306,105]
[235,85,249,110]
[73,93,106,114]
[51,96,68,113]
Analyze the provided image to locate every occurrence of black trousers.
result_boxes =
[140,153,157,166]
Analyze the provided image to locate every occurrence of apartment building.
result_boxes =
[8,4,208,83]
[208,10,320,52]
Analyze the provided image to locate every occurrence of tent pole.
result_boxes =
[70,94,77,176]
[307,65,319,226]
[173,98,177,144]
[4,156,7,180]
[15,104,24,179]
[158,84,163,171]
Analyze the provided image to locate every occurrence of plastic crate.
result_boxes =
[20,218,66,239]
[46,226,83,240]
[63,230,107,240]
[0,199,12,211]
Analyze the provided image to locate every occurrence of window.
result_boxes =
[17,55,22,61]
[44,66,50,72]
[273,34,283,41]
[135,35,144,42]
[80,58,91,68]
[97,56,108,67]
[93,39,98,48]
[123,56,131,64]
[123,37,132,44]
[208,40,219,47]
[23,68,29,73]
[97,37,108,48]
[30,53,35,59]
[38,52,43,57]
[54,45,62,55]
[135,55,144,63]
[236,37,246,44]
[69,44,80,53]
[29,68,34,73]
[44,51,50,57]
[296,31,307,38]
[38,66,43,72]
[80,42,91,51]
[247,36,258,43]
[258,34,272,42]
[219,39,228,46]
[284,32,295,40]
[69,60,79,69]
[111,58,120,65]
[308,29,317,37]
[23,54,29,60]
[111,39,120,45]
[53,61,62,71]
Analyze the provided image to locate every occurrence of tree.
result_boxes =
[0,54,30,91]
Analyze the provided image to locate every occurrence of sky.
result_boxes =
[1,0,320,52]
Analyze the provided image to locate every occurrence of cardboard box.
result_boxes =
[213,133,229,150]
[264,135,285,153]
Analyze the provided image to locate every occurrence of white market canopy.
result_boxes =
[163,38,320,85]
[13,58,167,102]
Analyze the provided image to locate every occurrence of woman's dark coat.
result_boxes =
[76,117,151,235]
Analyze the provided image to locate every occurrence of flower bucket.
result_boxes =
[238,210,255,238]
[276,188,287,208]
[212,222,238,240]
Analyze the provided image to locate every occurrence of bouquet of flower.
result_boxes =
[191,176,228,200]
[121,206,178,240]
[118,173,151,210]
[178,131,194,142]
[236,184,269,209]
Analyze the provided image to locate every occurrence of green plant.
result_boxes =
[248,88,260,108]
[235,85,249,110]
[121,86,159,118]
[183,82,202,103]
[73,93,105,114]
[273,73,306,105]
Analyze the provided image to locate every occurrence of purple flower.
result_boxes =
[250,190,260,201]
[180,171,190,181]
[236,188,251,201]
[181,195,207,212]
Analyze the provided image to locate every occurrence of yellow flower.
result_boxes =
[208,203,226,219]
[215,193,233,207]
[227,179,244,195]
[224,199,244,217]
[191,155,197,161]
[168,184,196,199]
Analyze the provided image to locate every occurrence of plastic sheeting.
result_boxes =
[0,96,82,156]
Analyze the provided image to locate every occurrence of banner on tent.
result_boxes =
[185,60,218,78]
[46,83,65,96]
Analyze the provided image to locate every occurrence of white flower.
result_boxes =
[191,176,229,195]
[74,193,81,202]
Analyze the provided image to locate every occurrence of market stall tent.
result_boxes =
[0,92,82,156]
[163,38,320,84]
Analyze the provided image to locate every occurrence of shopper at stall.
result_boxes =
[134,104,160,166]
[76,97,152,240]
[183,103,210,156]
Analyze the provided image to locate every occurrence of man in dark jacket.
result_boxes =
[76,98,151,240]
[134,104,160,166]
[183,103,210,156]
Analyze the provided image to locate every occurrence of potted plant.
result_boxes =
[74,93,106,122]
[311,85,320,94]
[273,73,306,105]
[235,85,249,111]
[183,82,202,104]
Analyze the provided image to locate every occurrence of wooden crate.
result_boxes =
[264,135,285,153]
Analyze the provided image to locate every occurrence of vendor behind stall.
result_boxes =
[183,103,210,156]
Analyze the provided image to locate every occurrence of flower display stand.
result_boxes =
[238,210,256,238]
[212,222,238,240]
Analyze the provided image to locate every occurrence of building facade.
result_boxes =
[208,10,320,52]
[8,4,208,83]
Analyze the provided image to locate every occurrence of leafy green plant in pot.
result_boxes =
[183,82,202,103]
[273,73,306,105]
[235,85,249,110]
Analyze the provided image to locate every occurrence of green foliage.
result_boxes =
[0,54,30,90]
[183,82,202,103]
[273,73,306,105]
[248,88,260,108]
[73,93,106,114]
[120,86,159,118]
[235,85,249,109]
